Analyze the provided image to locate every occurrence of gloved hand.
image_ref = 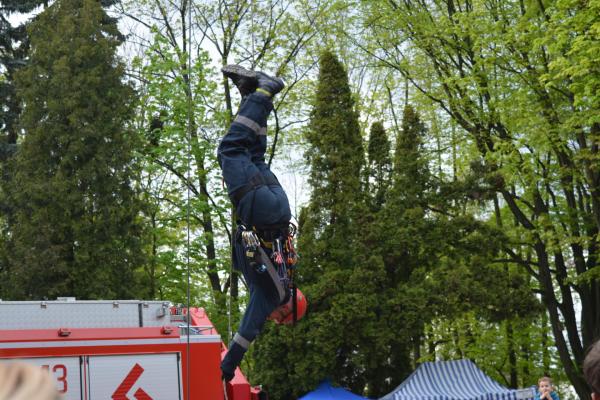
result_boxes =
[0,362,60,400]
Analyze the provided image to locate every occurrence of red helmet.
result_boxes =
[269,288,307,325]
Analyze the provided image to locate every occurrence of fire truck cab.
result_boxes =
[0,298,265,400]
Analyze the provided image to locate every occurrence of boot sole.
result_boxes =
[222,64,257,81]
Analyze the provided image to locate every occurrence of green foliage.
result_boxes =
[4,0,145,299]
[131,24,235,336]
[366,122,391,210]
[0,0,594,397]
[375,103,541,394]
[0,0,46,146]
[360,0,600,396]
[252,49,539,399]
[0,1,49,294]
[304,50,364,227]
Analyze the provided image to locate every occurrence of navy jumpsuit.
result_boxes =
[218,92,292,381]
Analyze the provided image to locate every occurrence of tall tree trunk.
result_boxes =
[181,9,223,300]
[413,334,421,368]
[494,195,518,388]
[542,312,550,374]
[506,321,517,388]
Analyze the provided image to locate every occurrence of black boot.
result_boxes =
[222,64,258,97]
[256,71,285,97]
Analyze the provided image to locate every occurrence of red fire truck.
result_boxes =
[0,298,265,400]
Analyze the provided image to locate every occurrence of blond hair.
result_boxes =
[538,376,553,385]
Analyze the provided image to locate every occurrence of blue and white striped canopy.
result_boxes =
[380,359,529,400]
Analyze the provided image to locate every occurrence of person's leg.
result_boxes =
[217,92,273,197]
[219,65,284,187]
[244,110,292,227]
[249,119,267,167]
[219,93,290,227]
[219,92,292,226]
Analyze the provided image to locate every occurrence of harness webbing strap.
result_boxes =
[230,172,264,206]
[233,333,251,350]
[254,223,288,243]
[230,172,280,207]
[234,115,261,134]
[259,127,267,136]
[256,246,286,303]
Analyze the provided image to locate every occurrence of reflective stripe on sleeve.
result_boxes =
[233,333,251,350]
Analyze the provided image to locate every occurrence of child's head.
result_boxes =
[584,340,600,397]
[538,376,553,392]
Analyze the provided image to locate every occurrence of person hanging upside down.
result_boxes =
[218,65,307,383]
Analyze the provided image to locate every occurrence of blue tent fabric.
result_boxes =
[301,380,370,400]
[380,359,528,400]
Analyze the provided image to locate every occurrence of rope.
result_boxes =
[227,239,233,343]
[185,1,192,400]
[250,0,256,67]
[223,379,230,400]
[267,107,279,168]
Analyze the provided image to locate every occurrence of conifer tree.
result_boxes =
[377,104,432,390]
[6,0,144,299]
[0,0,46,148]
[304,50,364,234]
[391,105,429,205]
[381,105,541,388]
[383,105,429,282]
[366,122,391,210]
[0,1,48,296]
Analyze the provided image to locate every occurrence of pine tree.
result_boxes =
[383,105,430,284]
[6,0,145,299]
[381,105,542,391]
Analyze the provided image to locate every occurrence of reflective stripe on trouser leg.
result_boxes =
[228,93,272,136]
[233,115,262,135]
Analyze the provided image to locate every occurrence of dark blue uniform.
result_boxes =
[218,92,292,381]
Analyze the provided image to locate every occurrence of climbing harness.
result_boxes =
[240,222,300,321]
[185,1,194,399]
